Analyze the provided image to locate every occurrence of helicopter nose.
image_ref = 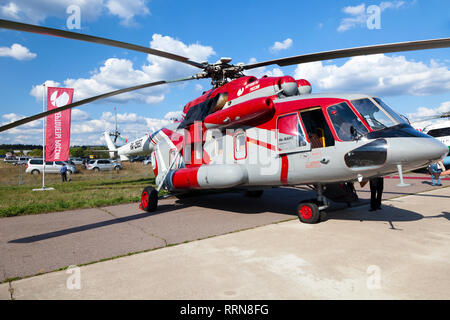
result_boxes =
[388,137,448,169]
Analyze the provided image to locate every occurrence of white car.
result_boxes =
[69,157,84,165]
[25,159,78,174]
[13,156,30,165]
[3,156,17,164]
[86,159,123,171]
[142,156,152,165]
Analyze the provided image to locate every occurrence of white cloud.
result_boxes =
[407,101,450,130]
[106,0,150,26]
[0,0,150,25]
[0,43,36,60]
[243,58,284,79]
[0,0,104,24]
[30,80,62,101]
[0,109,178,145]
[338,1,405,32]
[294,54,450,96]
[72,109,90,121]
[1,113,42,128]
[1,2,20,20]
[343,3,366,16]
[164,110,184,121]
[70,111,172,143]
[270,38,293,53]
[143,34,215,80]
[29,34,214,105]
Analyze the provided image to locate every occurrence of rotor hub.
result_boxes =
[197,58,245,88]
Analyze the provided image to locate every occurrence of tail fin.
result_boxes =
[104,131,117,158]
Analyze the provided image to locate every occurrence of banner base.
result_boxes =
[32,187,55,192]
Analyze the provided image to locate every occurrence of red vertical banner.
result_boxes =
[45,87,74,161]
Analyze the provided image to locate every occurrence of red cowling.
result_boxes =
[204,97,274,128]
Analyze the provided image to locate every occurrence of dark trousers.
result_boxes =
[61,172,67,182]
[370,177,383,209]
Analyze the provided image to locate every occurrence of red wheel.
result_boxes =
[297,202,320,224]
[141,191,149,209]
[140,186,158,212]
[299,205,313,220]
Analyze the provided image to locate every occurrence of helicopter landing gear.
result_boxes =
[140,186,158,212]
[296,184,329,224]
[297,202,320,223]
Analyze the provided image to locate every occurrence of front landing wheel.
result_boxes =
[140,186,158,212]
[297,202,320,224]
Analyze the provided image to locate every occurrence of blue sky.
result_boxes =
[0,0,449,145]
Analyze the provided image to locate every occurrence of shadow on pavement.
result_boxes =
[8,211,165,244]
[9,188,434,244]
[327,204,424,225]
[356,189,450,198]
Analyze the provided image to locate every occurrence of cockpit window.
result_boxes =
[373,98,407,125]
[351,98,396,130]
[327,102,369,141]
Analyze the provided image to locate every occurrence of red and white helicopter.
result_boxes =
[1,19,449,223]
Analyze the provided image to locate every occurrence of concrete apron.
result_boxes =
[1,187,449,300]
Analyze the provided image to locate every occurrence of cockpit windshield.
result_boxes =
[327,102,369,141]
[350,98,396,130]
[373,98,408,125]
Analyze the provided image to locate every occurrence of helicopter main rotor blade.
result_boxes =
[243,38,450,70]
[0,19,204,69]
[0,76,198,133]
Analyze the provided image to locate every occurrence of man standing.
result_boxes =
[369,177,384,211]
[60,163,67,182]
[428,160,444,186]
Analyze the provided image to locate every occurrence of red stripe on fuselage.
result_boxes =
[246,136,277,151]
[153,154,158,177]
[281,155,289,185]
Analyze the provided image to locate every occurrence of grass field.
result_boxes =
[0,161,156,217]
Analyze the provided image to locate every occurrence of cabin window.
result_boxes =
[234,131,247,160]
[277,113,310,153]
[299,108,335,148]
[327,102,369,141]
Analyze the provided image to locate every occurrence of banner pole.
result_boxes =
[33,83,54,192]
[42,83,46,189]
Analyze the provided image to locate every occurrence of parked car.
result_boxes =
[69,157,84,165]
[86,159,123,172]
[130,155,146,162]
[142,156,152,165]
[3,156,17,164]
[13,156,30,166]
[25,159,77,174]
